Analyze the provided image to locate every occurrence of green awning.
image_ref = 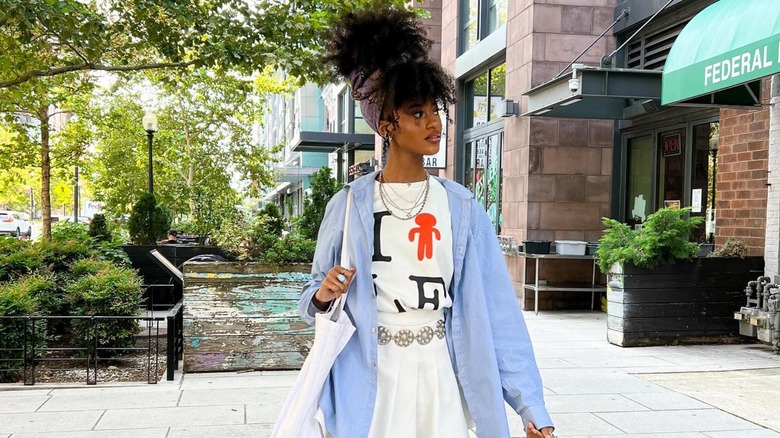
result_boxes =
[662,0,780,106]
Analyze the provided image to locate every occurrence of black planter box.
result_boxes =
[606,256,764,347]
[121,245,229,306]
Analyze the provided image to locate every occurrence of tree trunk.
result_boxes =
[38,105,52,240]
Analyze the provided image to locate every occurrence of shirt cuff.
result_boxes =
[521,405,554,431]
[306,296,334,317]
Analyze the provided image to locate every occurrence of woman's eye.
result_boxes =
[413,111,424,118]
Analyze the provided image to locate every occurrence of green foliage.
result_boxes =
[36,239,93,273]
[263,234,317,265]
[13,273,61,316]
[0,0,408,89]
[0,238,43,281]
[597,207,703,272]
[51,221,91,245]
[212,206,314,263]
[297,167,341,240]
[127,193,171,245]
[259,203,285,237]
[88,214,111,241]
[0,278,47,382]
[710,238,748,258]
[66,265,143,353]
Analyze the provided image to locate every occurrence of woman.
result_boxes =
[298,7,555,438]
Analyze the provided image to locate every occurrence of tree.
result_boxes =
[127,193,171,245]
[297,167,341,240]
[85,67,285,221]
[0,75,94,238]
[0,0,407,89]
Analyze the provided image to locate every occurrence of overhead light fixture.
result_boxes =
[536,108,553,115]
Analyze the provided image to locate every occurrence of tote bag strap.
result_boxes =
[333,189,352,315]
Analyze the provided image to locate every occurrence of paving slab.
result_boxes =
[622,392,712,410]
[596,409,761,434]
[245,392,299,424]
[544,394,649,413]
[0,388,51,397]
[641,368,780,431]
[168,423,272,438]
[565,434,710,438]
[180,371,297,391]
[10,428,169,438]
[0,395,49,413]
[95,405,244,430]
[704,430,780,437]
[517,412,625,436]
[0,410,103,434]
[179,386,287,407]
[540,368,667,395]
[39,389,181,411]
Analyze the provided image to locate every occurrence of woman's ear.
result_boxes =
[378,120,392,138]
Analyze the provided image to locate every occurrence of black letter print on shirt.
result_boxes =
[408,276,447,310]
[372,211,392,262]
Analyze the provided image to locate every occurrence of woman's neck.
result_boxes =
[381,151,428,183]
[380,164,428,183]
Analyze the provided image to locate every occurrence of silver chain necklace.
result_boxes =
[378,172,430,220]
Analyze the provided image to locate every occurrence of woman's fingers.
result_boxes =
[526,423,545,438]
[318,266,357,303]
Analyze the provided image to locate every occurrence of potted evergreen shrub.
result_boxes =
[598,207,764,347]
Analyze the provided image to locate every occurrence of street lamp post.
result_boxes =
[142,111,158,195]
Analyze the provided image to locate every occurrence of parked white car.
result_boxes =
[0,211,32,237]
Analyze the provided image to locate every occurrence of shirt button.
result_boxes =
[370,327,376,333]
[371,361,376,368]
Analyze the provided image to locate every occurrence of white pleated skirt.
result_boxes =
[367,310,474,438]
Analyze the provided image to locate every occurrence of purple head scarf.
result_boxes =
[348,69,382,134]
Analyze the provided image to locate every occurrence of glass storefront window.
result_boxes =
[625,135,653,229]
[692,122,718,242]
[488,64,506,123]
[462,0,479,53]
[464,133,503,232]
[465,63,505,128]
[461,0,506,54]
[467,72,488,128]
[657,129,685,211]
[488,0,508,33]
[354,101,372,134]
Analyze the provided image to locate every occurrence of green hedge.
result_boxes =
[66,265,143,353]
[0,278,46,382]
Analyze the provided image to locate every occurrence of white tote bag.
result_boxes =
[271,191,356,438]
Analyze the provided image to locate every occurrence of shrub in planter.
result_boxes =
[66,265,143,354]
[127,193,171,245]
[710,238,748,258]
[597,207,703,273]
[0,278,46,382]
[88,214,112,242]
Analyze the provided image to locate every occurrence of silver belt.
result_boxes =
[377,319,445,347]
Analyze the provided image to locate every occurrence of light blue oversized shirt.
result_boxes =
[298,171,553,437]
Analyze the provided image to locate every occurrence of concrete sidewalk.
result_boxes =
[2,311,780,437]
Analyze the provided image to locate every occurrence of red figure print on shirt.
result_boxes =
[409,213,440,261]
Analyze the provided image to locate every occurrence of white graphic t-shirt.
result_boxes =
[372,177,453,320]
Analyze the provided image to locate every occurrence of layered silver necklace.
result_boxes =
[378,171,430,220]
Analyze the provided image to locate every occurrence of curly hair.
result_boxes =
[323,7,457,130]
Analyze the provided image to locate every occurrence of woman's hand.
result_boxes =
[312,266,356,310]
[527,422,555,438]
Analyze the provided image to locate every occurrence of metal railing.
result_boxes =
[0,300,183,385]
